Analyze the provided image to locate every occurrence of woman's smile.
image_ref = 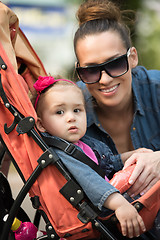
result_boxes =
[99,84,120,95]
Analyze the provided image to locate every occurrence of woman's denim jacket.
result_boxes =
[77,66,160,172]
[41,132,118,211]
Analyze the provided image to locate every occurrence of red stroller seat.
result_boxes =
[0,2,159,240]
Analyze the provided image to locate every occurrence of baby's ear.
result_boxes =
[36,117,46,132]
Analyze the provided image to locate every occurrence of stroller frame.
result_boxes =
[0,58,157,240]
[0,68,117,240]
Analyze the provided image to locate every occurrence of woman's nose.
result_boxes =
[99,70,113,85]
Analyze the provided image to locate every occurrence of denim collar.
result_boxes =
[132,68,145,116]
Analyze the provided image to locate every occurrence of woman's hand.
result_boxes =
[121,148,153,164]
[123,151,160,197]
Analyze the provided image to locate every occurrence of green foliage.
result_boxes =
[113,0,142,10]
[68,0,160,73]
[66,0,82,4]
[112,0,160,70]
[136,5,160,70]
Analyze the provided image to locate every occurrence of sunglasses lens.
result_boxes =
[77,50,129,83]
[77,67,100,83]
[105,55,127,77]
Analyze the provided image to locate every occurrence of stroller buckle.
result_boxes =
[64,143,76,155]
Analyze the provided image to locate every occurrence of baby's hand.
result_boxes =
[115,202,146,238]
[104,193,146,238]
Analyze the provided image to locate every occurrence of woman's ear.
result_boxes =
[130,47,138,68]
[36,117,46,132]
[75,61,78,68]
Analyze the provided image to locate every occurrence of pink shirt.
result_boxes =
[75,140,109,181]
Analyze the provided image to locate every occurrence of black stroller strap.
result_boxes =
[43,137,106,178]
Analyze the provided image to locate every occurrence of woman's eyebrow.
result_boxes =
[84,53,121,66]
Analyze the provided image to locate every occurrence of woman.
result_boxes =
[74,0,160,198]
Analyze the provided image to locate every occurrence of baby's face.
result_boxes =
[38,85,87,143]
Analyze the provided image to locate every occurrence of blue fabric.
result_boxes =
[81,135,115,177]
[41,132,118,211]
[77,66,160,171]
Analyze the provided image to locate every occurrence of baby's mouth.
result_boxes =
[68,126,78,133]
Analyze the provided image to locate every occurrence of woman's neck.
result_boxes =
[96,92,134,153]
[96,91,133,120]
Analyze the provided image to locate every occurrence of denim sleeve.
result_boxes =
[110,154,124,172]
[53,148,119,211]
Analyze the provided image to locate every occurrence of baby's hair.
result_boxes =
[31,76,85,116]
[74,0,132,56]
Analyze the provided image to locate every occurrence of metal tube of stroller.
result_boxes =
[92,219,118,240]
[1,165,42,240]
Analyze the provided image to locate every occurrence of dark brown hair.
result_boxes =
[74,0,132,58]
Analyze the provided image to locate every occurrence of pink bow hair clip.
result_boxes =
[33,76,75,109]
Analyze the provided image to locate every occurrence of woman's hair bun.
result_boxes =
[77,0,121,26]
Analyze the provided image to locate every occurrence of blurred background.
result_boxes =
[1,0,160,229]
[2,0,160,80]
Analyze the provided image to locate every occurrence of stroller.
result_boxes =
[0,2,159,240]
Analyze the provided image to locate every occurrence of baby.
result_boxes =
[32,76,146,238]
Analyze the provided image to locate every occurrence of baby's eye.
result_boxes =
[56,110,64,115]
[74,108,80,113]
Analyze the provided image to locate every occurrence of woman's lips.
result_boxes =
[99,84,119,93]
[98,84,120,97]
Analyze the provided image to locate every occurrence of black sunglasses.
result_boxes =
[76,48,131,84]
